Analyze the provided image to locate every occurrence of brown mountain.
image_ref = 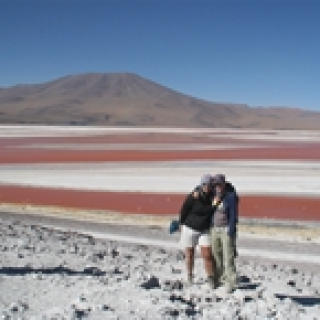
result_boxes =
[0,72,319,129]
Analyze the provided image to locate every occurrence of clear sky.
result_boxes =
[1,0,320,110]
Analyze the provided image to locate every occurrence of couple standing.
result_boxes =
[179,173,238,293]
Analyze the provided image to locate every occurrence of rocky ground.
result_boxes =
[1,214,320,319]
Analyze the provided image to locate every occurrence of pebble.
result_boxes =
[141,275,161,290]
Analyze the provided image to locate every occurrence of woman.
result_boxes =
[179,174,215,287]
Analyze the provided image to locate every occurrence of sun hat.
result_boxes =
[212,174,226,185]
[200,174,212,185]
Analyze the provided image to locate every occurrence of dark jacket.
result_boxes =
[179,191,214,232]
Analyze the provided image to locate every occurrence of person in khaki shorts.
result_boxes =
[211,174,238,293]
[179,174,215,287]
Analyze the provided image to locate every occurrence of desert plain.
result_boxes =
[0,125,320,319]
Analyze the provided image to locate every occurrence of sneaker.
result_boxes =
[207,276,216,289]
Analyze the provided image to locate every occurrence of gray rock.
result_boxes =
[9,303,19,312]
[162,279,184,291]
[1,312,10,320]
[100,304,111,311]
[9,301,28,313]
[287,280,296,287]
[160,307,180,317]
[141,276,161,290]
[71,302,91,318]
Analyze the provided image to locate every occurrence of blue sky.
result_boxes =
[1,0,320,110]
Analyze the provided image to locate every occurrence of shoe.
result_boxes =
[208,276,221,289]
[207,276,216,289]
[225,284,235,294]
[187,274,193,286]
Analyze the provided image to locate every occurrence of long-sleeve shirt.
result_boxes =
[213,191,238,236]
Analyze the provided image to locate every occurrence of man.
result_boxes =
[179,174,215,287]
[211,174,238,293]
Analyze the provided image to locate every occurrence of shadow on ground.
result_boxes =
[275,294,320,307]
[237,275,261,290]
[0,266,105,276]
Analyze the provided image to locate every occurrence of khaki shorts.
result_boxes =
[180,225,211,248]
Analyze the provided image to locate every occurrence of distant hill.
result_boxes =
[0,72,319,129]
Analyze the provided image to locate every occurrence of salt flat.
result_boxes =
[0,125,319,221]
[1,125,320,195]
[0,160,319,195]
[1,125,320,141]
[14,142,259,150]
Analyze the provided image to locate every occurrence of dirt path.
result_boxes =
[2,209,320,272]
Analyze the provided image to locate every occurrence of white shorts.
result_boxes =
[180,225,211,248]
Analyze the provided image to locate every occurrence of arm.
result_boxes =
[227,193,238,236]
[179,194,194,225]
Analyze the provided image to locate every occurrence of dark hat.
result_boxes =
[212,174,226,185]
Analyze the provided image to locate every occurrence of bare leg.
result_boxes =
[185,247,195,279]
[200,246,214,277]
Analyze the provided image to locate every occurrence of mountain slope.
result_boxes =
[0,73,319,129]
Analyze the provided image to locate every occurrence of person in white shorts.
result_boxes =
[180,225,211,248]
[179,174,215,287]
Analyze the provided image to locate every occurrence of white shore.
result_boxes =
[1,212,320,319]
